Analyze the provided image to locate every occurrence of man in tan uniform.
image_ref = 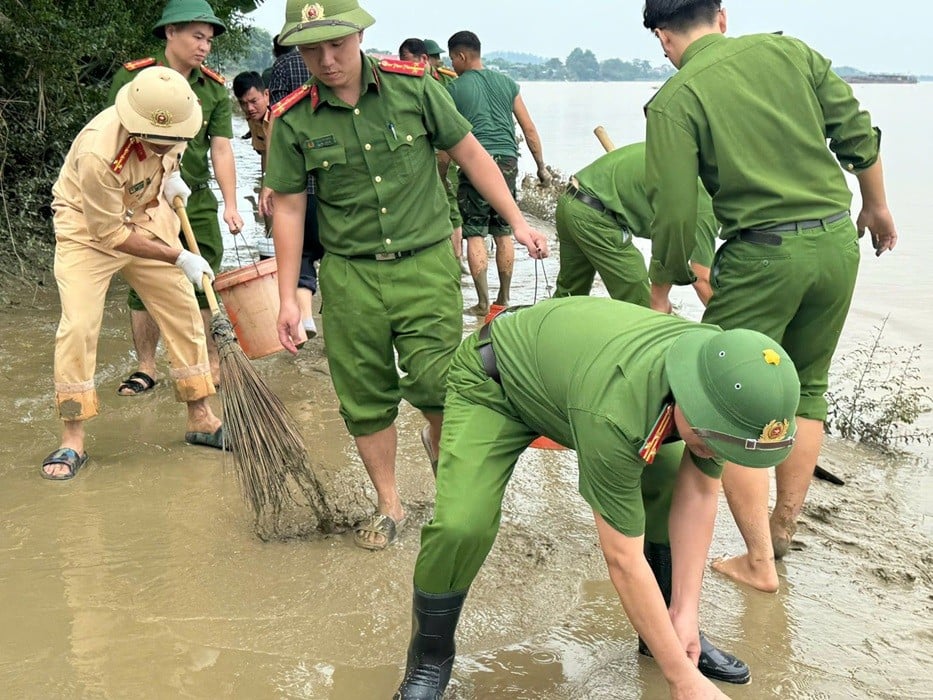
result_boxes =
[43,66,225,480]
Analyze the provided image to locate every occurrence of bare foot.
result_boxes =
[770,516,798,560]
[467,303,490,317]
[711,553,779,593]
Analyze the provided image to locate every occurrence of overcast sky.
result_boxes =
[246,0,931,74]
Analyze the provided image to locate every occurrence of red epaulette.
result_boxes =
[270,84,313,118]
[378,58,426,77]
[638,403,674,464]
[437,67,457,79]
[200,64,226,84]
[111,137,147,174]
[123,57,156,71]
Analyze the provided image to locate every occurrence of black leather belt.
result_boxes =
[191,182,210,192]
[345,244,432,261]
[477,322,501,384]
[567,183,606,213]
[739,211,849,245]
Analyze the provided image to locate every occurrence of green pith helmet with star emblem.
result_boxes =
[666,327,800,468]
[279,0,375,46]
[153,0,226,39]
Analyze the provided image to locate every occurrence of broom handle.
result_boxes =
[173,196,221,314]
[594,125,616,153]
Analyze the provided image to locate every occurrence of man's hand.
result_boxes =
[670,610,702,665]
[277,296,303,356]
[163,170,191,207]
[514,224,549,259]
[259,186,275,218]
[223,206,244,236]
[175,250,214,290]
[856,205,897,257]
[536,165,553,187]
[669,675,731,700]
[650,282,674,314]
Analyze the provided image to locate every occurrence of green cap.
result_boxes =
[666,328,800,468]
[153,0,226,38]
[423,39,444,56]
[279,0,375,46]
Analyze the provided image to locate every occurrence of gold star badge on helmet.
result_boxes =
[762,348,781,366]
[302,3,325,21]
[759,419,789,443]
[150,109,174,127]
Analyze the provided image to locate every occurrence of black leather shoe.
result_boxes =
[637,632,751,685]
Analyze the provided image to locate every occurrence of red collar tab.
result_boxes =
[639,403,675,464]
[111,137,147,174]
[378,58,426,77]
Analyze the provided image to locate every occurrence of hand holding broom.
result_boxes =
[172,196,334,535]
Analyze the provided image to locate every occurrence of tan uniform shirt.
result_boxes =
[51,106,185,253]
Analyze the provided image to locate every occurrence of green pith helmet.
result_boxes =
[153,0,226,39]
[279,0,375,46]
[422,39,444,56]
[666,327,800,468]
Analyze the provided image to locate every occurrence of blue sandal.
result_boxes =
[40,448,89,481]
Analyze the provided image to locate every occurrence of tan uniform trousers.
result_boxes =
[53,236,215,422]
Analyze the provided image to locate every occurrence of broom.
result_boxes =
[173,197,334,534]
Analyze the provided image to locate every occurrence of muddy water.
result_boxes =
[2,88,932,698]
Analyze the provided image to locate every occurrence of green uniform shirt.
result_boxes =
[490,297,723,536]
[645,33,880,285]
[446,69,519,158]
[107,53,233,187]
[576,141,717,247]
[264,54,472,257]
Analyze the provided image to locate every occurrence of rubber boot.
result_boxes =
[638,541,751,685]
[395,588,467,699]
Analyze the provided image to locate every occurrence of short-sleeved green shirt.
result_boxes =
[107,53,233,187]
[264,54,472,257]
[645,33,880,285]
[576,141,717,260]
[490,297,723,536]
[446,69,519,158]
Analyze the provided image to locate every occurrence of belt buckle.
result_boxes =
[374,252,397,261]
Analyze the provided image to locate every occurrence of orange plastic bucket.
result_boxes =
[482,305,567,451]
[212,257,306,359]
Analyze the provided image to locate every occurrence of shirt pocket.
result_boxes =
[383,120,427,184]
[303,144,351,199]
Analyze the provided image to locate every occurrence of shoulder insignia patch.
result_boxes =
[200,64,226,84]
[378,59,426,77]
[437,67,457,79]
[111,137,147,174]
[270,84,313,118]
[123,57,156,71]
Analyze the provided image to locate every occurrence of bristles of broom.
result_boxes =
[211,315,334,533]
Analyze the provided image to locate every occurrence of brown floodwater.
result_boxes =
[2,87,932,697]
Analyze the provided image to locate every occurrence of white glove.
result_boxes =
[164,170,191,207]
[175,250,214,290]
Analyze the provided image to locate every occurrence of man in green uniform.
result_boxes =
[555,141,717,306]
[642,0,898,592]
[445,30,551,315]
[108,0,243,392]
[422,39,454,83]
[394,297,801,699]
[264,0,549,551]
[398,38,466,275]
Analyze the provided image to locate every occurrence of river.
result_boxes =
[0,82,930,699]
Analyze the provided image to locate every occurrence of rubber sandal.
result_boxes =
[117,371,157,396]
[184,426,228,451]
[40,448,89,481]
[421,425,438,476]
[354,512,405,551]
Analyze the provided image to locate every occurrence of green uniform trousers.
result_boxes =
[318,240,463,436]
[553,193,650,306]
[703,216,859,421]
[413,329,682,594]
[127,186,222,311]
[445,163,462,229]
